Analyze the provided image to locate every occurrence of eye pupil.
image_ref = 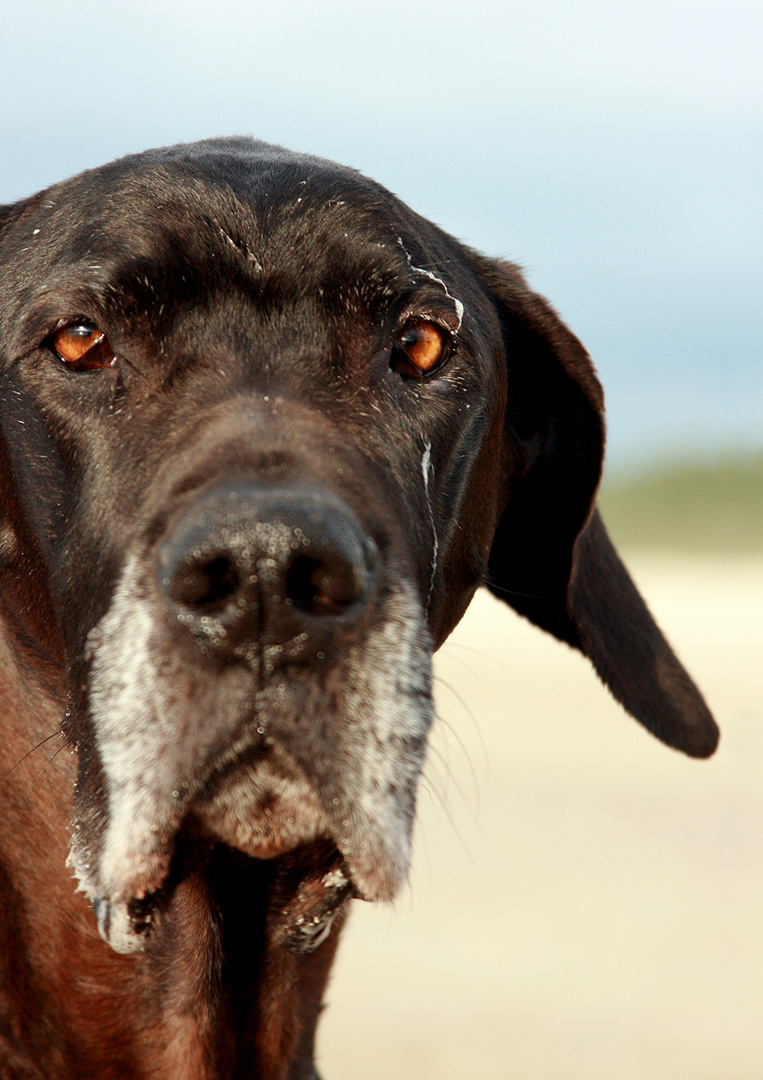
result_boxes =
[70,323,98,339]
[50,322,115,371]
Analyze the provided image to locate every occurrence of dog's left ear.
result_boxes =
[468,254,718,758]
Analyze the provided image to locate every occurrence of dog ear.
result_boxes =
[469,255,718,758]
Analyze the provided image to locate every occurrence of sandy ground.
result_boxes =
[317,553,763,1079]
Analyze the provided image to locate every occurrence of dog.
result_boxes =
[0,138,718,1079]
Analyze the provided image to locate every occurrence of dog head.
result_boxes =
[0,139,718,954]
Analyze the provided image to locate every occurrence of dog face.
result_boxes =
[0,139,717,957]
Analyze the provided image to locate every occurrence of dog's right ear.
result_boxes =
[466,253,718,759]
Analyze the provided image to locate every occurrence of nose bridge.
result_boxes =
[171,394,344,500]
[156,482,378,664]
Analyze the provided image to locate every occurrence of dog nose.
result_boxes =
[157,484,378,659]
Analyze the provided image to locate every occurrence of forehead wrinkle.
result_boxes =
[20,163,467,358]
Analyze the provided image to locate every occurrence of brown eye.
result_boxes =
[50,322,116,371]
[391,320,451,379]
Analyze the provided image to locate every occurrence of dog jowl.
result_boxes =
[0,139,718,1079]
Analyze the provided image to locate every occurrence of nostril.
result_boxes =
[168,555,241,613]
[157,485,378,655]
[285,554,368,617]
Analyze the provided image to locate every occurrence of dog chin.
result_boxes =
[191,750,413,902]
[71,748,413,956]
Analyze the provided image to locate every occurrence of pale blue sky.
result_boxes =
[3,0,761,467]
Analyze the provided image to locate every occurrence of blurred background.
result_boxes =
[3,1,761,1075]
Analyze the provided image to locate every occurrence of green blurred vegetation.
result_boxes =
[597,454,763,552]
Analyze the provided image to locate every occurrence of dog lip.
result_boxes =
[267,841,357,954]
[90,838,361,958]
[90,891,165,955]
